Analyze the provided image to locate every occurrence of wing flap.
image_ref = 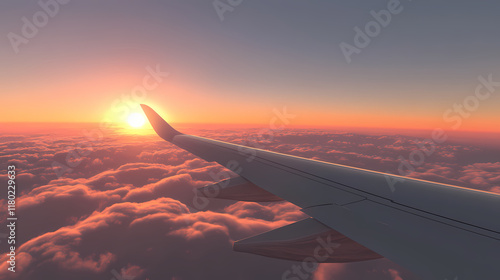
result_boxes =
[197,176,283,202]
[234,218,382,263]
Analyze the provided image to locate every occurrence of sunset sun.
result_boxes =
[127,112,146,128]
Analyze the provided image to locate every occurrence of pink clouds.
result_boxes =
[0,197,299,279]
[123,173,206,203]
[11,160,230,245]
[490,186,500,194]
[1,125,498,279]
[119,264,145,279]
[225,201,306,221]
[389,269,404,280]
[459,162,500,188]
[313,263,344,280]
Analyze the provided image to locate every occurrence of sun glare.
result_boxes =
[127,112,146,128]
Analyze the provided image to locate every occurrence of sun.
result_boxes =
[127,112,146,128]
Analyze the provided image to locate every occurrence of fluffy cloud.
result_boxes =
[0,125,498,280]
[0,198,299,280]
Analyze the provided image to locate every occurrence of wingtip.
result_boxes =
[140,104,150,111]
[140,104,182,142]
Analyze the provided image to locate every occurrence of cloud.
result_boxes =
[313,263,345,280]
[11,160,228,244]
[1,125,498,279]
[490,186,500,194]
[0,198,297,280]
[225,201,306,221]
[389,269,404,280]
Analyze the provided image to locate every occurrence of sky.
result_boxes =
[1,0,500,132]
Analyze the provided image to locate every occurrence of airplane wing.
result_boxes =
[141,104,500,280]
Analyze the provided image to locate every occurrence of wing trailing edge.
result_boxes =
[234,218,382,263]
[197,176,284,202]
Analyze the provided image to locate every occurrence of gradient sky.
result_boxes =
[1,0,500,132]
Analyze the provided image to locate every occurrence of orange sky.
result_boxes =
[1,1,499,134]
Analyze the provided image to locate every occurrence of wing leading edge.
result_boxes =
[141,104,500,280]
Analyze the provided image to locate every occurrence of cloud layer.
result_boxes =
[1,125,498,279]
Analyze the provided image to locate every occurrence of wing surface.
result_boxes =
[142,104,500,280]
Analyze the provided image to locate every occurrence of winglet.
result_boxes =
[140,104,182,142]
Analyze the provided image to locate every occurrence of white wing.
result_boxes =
[142,104,500,280]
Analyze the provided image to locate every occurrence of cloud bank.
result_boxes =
[1,125,498,279]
